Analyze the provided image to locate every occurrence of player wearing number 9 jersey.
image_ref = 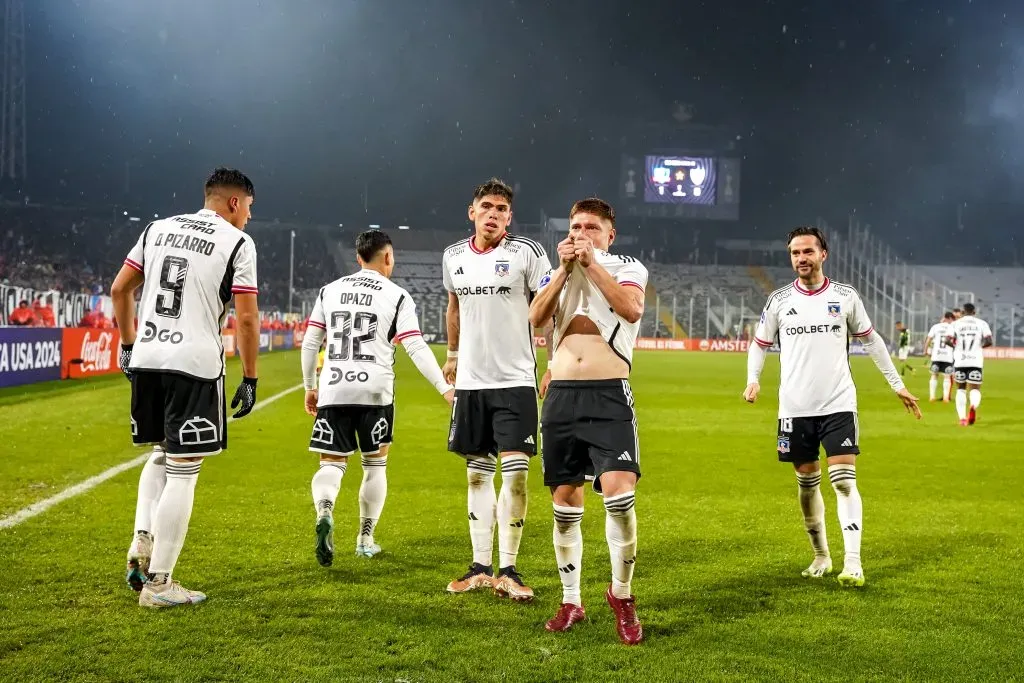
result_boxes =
[111,168,261,608]
[300,230,454,566]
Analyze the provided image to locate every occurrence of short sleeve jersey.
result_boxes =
[547,250,648,368]
[442,234,552,390]
[926,322,955,363]
[124,209,258,380]
[950,315,993,368]
[753,278,873,418]
[307,269,422,407]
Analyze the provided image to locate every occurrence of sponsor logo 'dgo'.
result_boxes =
[80,331,114,372]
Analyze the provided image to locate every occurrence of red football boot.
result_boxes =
[605,585,643,645]
[545,603,586,632]
[968,406,977,425]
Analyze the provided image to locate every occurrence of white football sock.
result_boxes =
[828,464,862,569]
[358,455,387,545]
[467,456,497,567]
[497,454,530,569]
[604,492,637,599]
[955,389,968,420]
[943,375,953,401]
[969,389,982,409]
[312,460,346,518]
[795,470,829,558]
[133,446,166,535]
[928,377,938,401]
[148,459,202,582]
[553,504,584,607]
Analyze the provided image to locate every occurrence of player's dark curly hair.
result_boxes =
[963,302,976,315]
[570,197,616,227]
[471,177,514,205]
[356,229,392,262]
[205,168,255,198]
[787,226,828,252]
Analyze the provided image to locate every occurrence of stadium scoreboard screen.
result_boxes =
[620,152,740,221]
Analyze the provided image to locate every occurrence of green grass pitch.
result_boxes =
[0,349,1022,682]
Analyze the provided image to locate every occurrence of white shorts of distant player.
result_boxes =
[897,347,910,361]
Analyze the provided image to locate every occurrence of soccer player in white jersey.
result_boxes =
[111,168,262,608]
[948,302,993,426]
[924,312,956,402]
[528,198,647,645]
[743,226,921,588]
[441,178,553,601]
[301,230,454,565]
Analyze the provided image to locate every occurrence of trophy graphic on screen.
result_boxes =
[690,166,707,187]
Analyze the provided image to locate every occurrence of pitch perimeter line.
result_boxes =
[0,383,304,531]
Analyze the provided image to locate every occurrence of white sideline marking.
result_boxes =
[0,383,304,530]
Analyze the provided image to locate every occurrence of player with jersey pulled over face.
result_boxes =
[441,178,553,601]
[924,312,956,402]
[529,198,648,645]
[301,230,454,565]
[744,226,920,589]
[112,168,261,608]
[947,302,993,426]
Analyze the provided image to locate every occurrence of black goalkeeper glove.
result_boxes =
[119,344,133,381]
[230,377,258,419]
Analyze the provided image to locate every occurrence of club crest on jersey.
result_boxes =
[777,436,790,454]
[495,261,510,277]
[827,302,841,317]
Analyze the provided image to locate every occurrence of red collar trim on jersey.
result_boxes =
[468,232,507,254]
[794,277,830,296]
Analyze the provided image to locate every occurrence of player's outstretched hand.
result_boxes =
[742,382,760,403]
[443,388,455,408]
[442,358,458,385]
[539,369,552,399]
[304,389,318,417]
[556,237,577,271]
[119,344,133,381]
[231,377,258,419]
[896,388,922,419]
[573,236,595,268]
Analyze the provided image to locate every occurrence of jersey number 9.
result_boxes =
[155,255,189,319]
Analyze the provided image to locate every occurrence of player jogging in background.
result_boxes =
[528,197,648,645]
[441,178,553,601]
[744,226,920,589]
[112,168,261,608]
[301,230,454,565]
[948,302,993,426]
[924,312,955,402]
[895,322,915,376]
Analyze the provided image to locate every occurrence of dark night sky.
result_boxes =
[21,0,1024,258]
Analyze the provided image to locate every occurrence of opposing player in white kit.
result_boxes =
[947,302,993,426]
[924,312,956,402]
[744,226,920,588]
[301,230,454,565]
[528,198,647,645]
[112,168,262,607]
[441,178,552,601]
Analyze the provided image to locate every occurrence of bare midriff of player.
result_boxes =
[547,315,629,380]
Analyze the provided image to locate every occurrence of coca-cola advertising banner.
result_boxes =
[0,328,63,388]
[61,328,121,379]
[0,283,113,327]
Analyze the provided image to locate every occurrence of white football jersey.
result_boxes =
[308,269,422,406]
[442,234,552,390]
[124,208,258,380]
[547,250,648,368]
[926,321,955,363]
[950,315,993,367]
[753,278,873,418]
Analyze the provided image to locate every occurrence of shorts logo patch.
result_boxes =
[179,417,218,446]
[131,417,138,437]
[524,435,535,445]
[618,451,632,461]
[495,261,510,277]
[311,418,335,445]
[827,302,841,317]
[777,436,790,454]
[840,438,854,448]
[370,417,389,445]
